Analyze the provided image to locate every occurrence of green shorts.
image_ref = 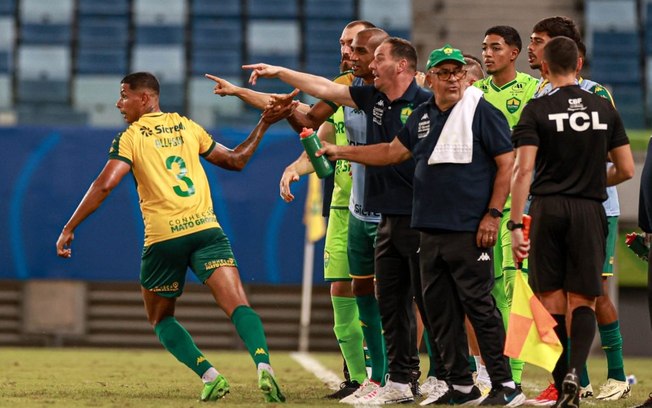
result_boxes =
[140,228,237,298]
[325,207,351,281]
[347,215,377,279]
[603,216,618,276]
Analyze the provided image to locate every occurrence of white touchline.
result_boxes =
[290,351,342,391]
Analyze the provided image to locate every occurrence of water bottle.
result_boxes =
[300,127,333,179]
[625,232,649,262]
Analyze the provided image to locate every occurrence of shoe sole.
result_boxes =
[558,376,579,408]
[201,382,230,401]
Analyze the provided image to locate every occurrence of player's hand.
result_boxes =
[242,63,282,86]
[205,73,240,96]
[268,89,300,110]
[476,214,499,248]
[262,100,298,124]
[279,167,301,202]
[56,229,74,258]
[316,141,340,161]
[510,228,530,263]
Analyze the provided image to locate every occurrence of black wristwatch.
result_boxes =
[487,207,503,218]
[506,220,524,231]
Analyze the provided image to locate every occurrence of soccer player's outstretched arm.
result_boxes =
[56,159,131,258]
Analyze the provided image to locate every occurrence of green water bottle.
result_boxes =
[299,127,333,178]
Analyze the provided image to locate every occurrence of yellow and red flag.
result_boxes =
[504,269,563,372]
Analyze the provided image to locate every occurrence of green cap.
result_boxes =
[426,44,466,71]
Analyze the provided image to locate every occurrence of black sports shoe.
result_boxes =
[636,393,652,408]
[325,380,360,399]
[410,369,422,397]
[480,384,526,406]
[450,385,483,405]
[555,370,580,408]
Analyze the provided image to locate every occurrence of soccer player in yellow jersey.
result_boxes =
[56,72,286,403]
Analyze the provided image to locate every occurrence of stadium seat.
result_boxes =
[159,82,186,115]
[0,51,11,73]
[0,17,15,50]
[16,102,87,125]
[191,18,243,51]
[20,0,74,24]
[131,45,185,83]
[76,48,128,75]
[77,16,128,48]
[247,0,298,19]
[17,79,70,104]
[585,0,637,31]
[0,74,11,108]
[134,0,186,25]
[188,76,243,128]
[191,0,241,17]
[305,20,348,54]
[247,21,300,54]
[590,59,641,84]
[247,53,300,70]
[0,0,15,15]
[135,25,185,45]
[305,52,341,78]
[611,85,645,128]
[78,0,129,16]
[360,0,411,29]
[305,0,354,19]
[591,31,639,58]
[20,23,72,45]
[17,45,70,81]
[191,49,242,77]
[73,75,124,127]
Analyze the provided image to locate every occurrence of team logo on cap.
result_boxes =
[444,47,454,55]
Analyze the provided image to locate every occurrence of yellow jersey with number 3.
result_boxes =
[109,112,220,245]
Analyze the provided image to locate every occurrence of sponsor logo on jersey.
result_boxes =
[140,126,153,137]
[373,100,384,126]
[417,113,430,138]
[567,97,587,112]
[155,122,185,134]
[548,111,607,132]
[506,97,521,114]
[204,258,236,271]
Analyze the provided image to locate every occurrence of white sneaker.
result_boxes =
[475,377,491,397]
[340,378,380,404]
[579,383,593,399]
[361,380,414,405]
[420,377,450,406]
[595,378,631,401]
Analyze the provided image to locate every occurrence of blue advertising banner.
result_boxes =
[1,125,325,284]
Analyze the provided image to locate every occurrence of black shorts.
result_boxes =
[528,195,607,297]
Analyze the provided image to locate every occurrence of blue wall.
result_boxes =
[1,125,325,284]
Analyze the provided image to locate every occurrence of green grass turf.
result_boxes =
[627,129,650,152]
[5,347,646,407]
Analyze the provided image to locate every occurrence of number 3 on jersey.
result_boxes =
[166,155,195,197]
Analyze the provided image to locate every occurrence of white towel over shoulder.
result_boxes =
[428,86,483,165]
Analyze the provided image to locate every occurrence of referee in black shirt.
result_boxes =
[511,36,634,407]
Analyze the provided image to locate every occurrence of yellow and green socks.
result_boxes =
[332,295,367,383]
[154,316,213,377]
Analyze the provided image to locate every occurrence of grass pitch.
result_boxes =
[1,348,651,407]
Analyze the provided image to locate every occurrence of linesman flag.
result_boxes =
[303,173,326,242]
[504,270,563,372]
[504,215,562,373]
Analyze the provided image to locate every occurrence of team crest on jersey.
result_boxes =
[400,106,413,124]
[417,113,430,138]
[506,97,521,114]
[140,126,153,137]
[568,98,586,112]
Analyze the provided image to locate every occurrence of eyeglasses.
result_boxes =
[429,68,467,81]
